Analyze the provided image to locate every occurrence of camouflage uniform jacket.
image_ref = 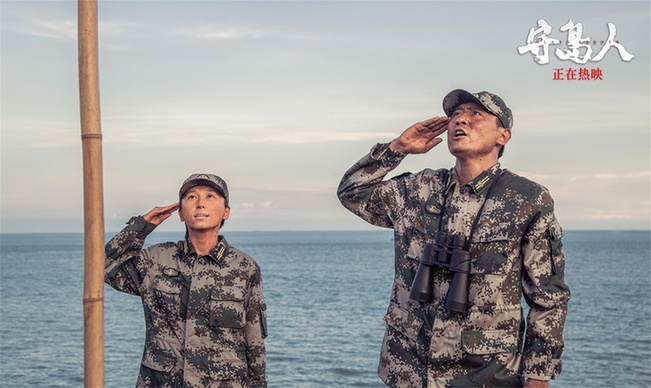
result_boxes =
[337,143,570,387]
[105,216,267,388]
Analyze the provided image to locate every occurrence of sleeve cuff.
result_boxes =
[522,358,562,381]
[370,143,407,163]
[126,215,157,239]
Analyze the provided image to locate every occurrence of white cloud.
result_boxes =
[538,171,651,229]
[579,211,635,221]
[259,201,274,209]
[2,6,77,41]
[99,115,399,147]
[173,24,273,40]
[592,172,651,180]
[33,18,77,40]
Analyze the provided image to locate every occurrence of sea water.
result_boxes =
[1,230,649,387]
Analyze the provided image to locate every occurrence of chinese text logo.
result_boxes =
[518,19,634,65]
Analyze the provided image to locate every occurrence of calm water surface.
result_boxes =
[1,230,649,387]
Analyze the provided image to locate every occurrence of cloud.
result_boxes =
[3,112,397,150]
[172,24,273,40]
[2,3,310,47]
[96,114,399,147]
[534,171,651,229]
[259,201,273,209]
[100,19,146,39]
[233,201,275,211]
[592,172,650,180]
[99,18,325,44]
[1,4,143,44]
[33,18,77,40]
[579,211,635,221]
[1,119,79,149]
[517,171,651,183]
[2,9,77,41]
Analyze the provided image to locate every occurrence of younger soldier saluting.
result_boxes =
[105,173,267,387]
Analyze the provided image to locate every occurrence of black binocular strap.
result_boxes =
[437,170,504,244]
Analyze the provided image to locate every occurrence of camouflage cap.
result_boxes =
[443,89,513,129]
[179,173,229,205]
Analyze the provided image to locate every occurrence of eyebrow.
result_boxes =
[184,187,219,196]
[454,103,485,113]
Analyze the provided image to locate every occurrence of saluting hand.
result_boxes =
[143,202,180,226]
[389,116,450,155]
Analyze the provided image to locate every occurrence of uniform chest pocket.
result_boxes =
[153,278,182,320]
[416,201,443,236]
[406,202,443,261]
[210,286,246,329]
[470,235,516,275]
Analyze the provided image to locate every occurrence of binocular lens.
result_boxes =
[409,233,471,313]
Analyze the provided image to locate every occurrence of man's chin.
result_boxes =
[448,146,467,157]
[186,223,220,232]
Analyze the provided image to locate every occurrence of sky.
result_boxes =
[1,0,649,234]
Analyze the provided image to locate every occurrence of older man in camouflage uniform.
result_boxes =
[337,90,570,387]
[105,173,267,387]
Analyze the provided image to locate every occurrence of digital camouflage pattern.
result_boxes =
[337,143,570,387]
[105,216,267,388]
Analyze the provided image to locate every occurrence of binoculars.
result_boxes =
[409,231,471,313]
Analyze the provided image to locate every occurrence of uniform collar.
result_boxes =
[446,163,501,196]
[183,236,229,265]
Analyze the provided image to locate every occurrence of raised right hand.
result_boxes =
[389,116,450,155]
[142,202,180,226]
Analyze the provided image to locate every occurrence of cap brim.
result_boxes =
[442,89,481,117]
[179,179,227,201]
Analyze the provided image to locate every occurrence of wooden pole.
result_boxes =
[78,0,105,386]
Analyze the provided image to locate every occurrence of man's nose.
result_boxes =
[455,113,469,125]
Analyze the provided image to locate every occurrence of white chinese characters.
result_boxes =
[518,19,635,65]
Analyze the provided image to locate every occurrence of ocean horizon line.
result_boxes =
[1,228,650,236]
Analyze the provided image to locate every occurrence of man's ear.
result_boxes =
[498,128,511,146]
[178,203,185,222]
[223,206,231,221]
